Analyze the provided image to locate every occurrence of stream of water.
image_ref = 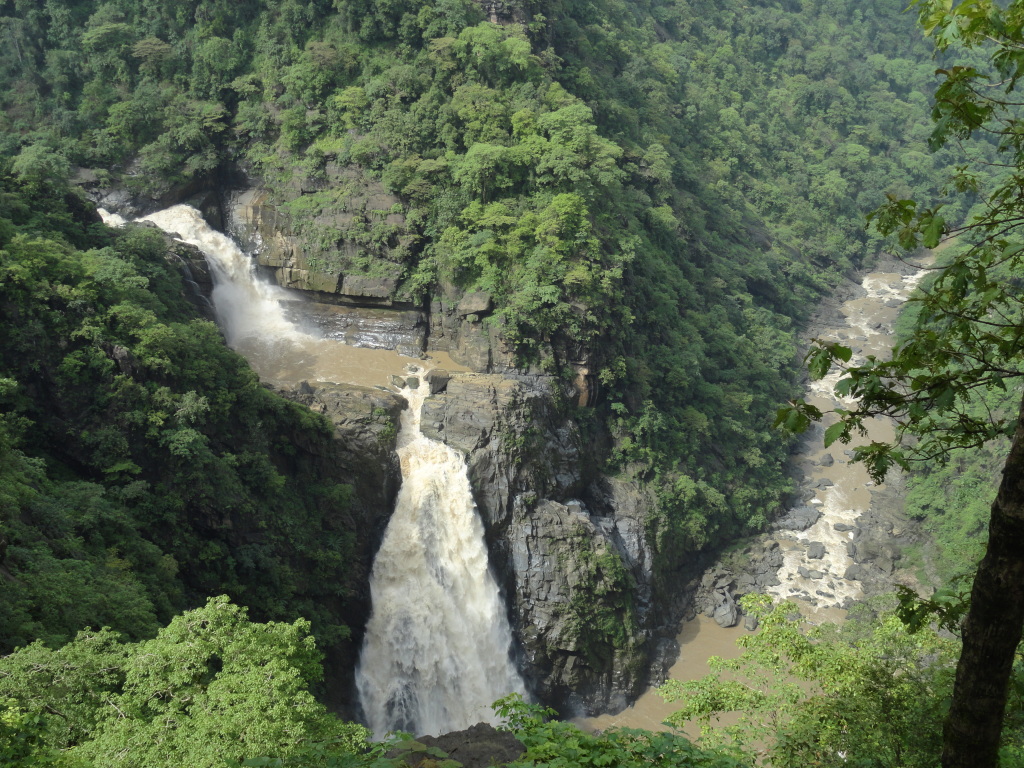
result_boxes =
[98,204,453,388]
[767,266,926,610]
[356,374,526,737]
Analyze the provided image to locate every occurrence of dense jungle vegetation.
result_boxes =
[0,167,363,654]
[0,0,974,566]
[2,0,1018,765]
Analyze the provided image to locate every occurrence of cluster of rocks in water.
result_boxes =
[690,453,922,628]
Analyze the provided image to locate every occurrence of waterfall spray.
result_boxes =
[356,374,526,737]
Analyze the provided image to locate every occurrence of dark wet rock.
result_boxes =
[423,373,655,714]
[774,506,821,531]
[405,723,525,768]
[425,368,451,394]
[807,541,826,560]
[713,590,739,628]
[844,564,866,581]
[819,453,834,467]
[294,303,428,355]
[834,523,856,532]
[509,498,651,712]
[744,613,759,632]
[647,637,681,687]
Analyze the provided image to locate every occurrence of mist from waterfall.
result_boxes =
[98,204,413,387]
[136,205,306,347]
[356,375,526,737]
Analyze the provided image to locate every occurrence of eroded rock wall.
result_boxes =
[421,373,664,715]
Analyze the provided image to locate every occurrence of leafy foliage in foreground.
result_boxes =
[493,694,748,768]
[660,596,968,767]
[0,598,370,768]
[0,167,359,653]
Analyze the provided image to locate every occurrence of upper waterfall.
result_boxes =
[98,204,417,388]
[136,205,304,349]
[356,373,527,737]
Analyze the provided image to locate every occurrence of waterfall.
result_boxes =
[99,204,525,733]
[134,205,308,348]
[98,204,407,387]
[356,374,526,737]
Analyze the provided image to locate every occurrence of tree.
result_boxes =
[0,597,360,768]
[779,2,1024,764]
[659,596,956,767]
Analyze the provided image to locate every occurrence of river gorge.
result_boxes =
[99,196,928,737]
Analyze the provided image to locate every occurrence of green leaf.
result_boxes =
[823,421,847,448]
[922,214,945,248]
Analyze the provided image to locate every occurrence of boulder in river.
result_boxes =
[774,506,822,531]
[713,590,739,628]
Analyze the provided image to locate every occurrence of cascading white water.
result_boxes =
[136,205,309,348]
[356,374,526,737]
[98,204,414,387]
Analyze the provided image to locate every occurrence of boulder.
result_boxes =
[406,723,525,768]
[458,291,493,316]
[713,590,739,628]
[425,368,451,394]
[774,506,821,531]
[807,541,826,560]
[844,564,865,581]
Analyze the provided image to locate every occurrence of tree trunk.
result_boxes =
[942,394,1024,767]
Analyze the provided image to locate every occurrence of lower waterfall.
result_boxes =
[356,374,526,737]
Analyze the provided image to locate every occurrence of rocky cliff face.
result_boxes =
[420,373,667,715]
[277,380,405,713]
[222,179,675,714]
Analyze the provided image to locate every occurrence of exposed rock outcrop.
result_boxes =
[276,380,405,711]
[421,373,663,715]
[282,381,404,524]
[225,175,410,307]
[399,723,525,768]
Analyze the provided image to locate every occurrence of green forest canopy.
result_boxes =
[0,0,984,570]
[1,0,1015,764]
